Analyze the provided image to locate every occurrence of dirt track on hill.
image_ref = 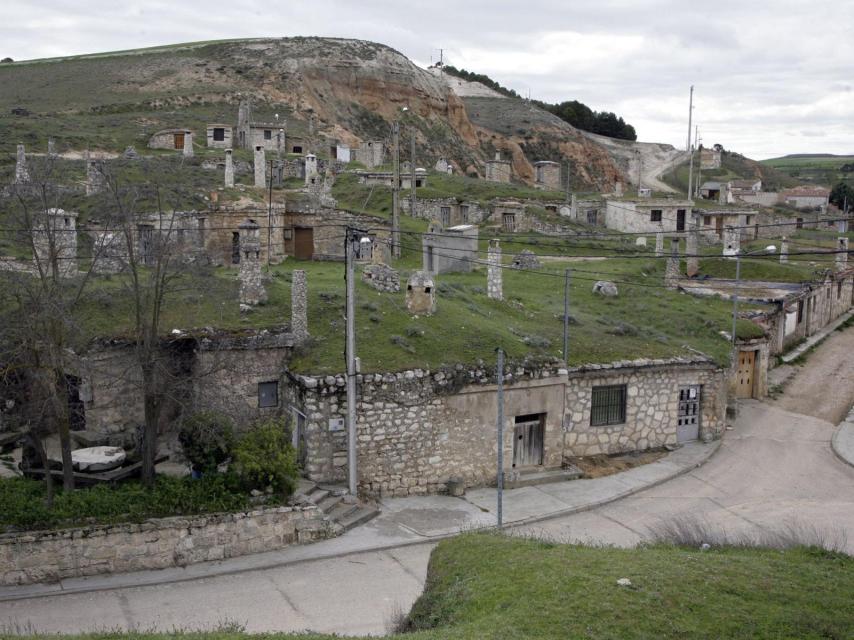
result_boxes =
[772,325,854,424]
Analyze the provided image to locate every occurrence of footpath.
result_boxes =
[0,439,718,602]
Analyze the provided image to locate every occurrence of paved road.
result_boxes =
[5,347,854,635]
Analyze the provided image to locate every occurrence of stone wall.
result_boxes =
[401,198,486,225]
[287,356,727,497]
[0,506,331,586]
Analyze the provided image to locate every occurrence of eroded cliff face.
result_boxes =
[2,36,627,188]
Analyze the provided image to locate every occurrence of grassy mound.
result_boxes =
[15,532,853,639]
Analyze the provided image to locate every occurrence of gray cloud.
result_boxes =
[3,0,853,158]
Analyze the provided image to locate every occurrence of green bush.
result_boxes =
[0,474,261,532]
[178,411,235,473]
[232,417,298,497]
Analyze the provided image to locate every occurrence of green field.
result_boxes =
[15,532,854,639]
[761,154,854,188]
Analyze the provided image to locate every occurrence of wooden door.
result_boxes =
[736,350,755,398]
[676,209,686,231]
[294,227,314,260]
[174,133,185,149]
[512,414,544,468]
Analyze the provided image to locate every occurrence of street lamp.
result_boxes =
[731,244,777,348]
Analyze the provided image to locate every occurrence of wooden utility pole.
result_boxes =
[392,122,400,258]
[563,269,571,363]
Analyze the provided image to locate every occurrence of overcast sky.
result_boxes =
[5,1,853,159]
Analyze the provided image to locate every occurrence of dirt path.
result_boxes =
[772,325,854,423]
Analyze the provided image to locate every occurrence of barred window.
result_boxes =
[590,385,626,426]
[650,210,663,222]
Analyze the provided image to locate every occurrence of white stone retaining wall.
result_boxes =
[0,505,330,586]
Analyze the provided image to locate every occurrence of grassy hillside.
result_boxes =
[761,154,854,189]
[18,532,854,639]
[662,150,798,193]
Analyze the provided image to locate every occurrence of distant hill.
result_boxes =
[662,149,798,193]
[761,154,854,188]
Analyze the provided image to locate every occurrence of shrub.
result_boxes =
[232,418,298,496]
[178,411,235,473]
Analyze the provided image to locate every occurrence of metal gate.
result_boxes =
[677,386,701,443]
[512,414,544,468]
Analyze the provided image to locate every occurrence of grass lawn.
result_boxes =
[18,532,854,639]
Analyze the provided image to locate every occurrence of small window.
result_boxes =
[703,215,711,226]
[284,228,293,240]
[213,127,225,142]
[64,217,70,226]
[650,209,663,222]
[293,145,303,153]
[745,215,752,226]
[503,213,516,232]
[264,130,272,140]
[258,381,278,408]
[796,218,804,229]
[591,385,627,426]
[424,286,432,293]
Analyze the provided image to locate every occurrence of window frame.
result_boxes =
[263,129,272,140]
[590,384,627,427]
[213,127,225,142]
[258,381,279,408]
[650,209,663,223]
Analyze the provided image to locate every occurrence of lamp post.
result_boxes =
[731,244,777,349]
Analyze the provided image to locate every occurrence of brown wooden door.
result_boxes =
[294,227,314,260]
[736,350,755,398]
[174,133,185,149]
[512,414,545,468]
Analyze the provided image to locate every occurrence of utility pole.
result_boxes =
[410,131,417,226]
[345,228,358,496]
[731,251,741,351]
[392,122,401,258]
[563,269,571,363]
[495,347,505,529]
[687,85,695,201]
[694,126,701,199]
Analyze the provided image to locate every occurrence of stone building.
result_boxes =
[422,223,478,274]
[492,200,527,232]
[206,124,234,149]
[148,129,193,150]
[699,148,721,170]
[401,197,485,225]
[14,143,28,184]
[485,153,512,183]
[781,186,830,212]
[604,197,694,235]
[285,356,726,497]
[567,195,605,226]
[356,170,426,189]
[353,141,384,168]
[32,208,78,278]
[236,99,285,152]
[533,160,561,190]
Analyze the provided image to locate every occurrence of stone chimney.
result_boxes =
[254,145,266,188]
[494,151,501,161]
[182,132,194,157]
[654,232,664,257]
[664,237,681,290]
[33,208,78,278]
[238,219,267,307]
[614,181,623,197]
[304,153,318,186]
[85,156,105,196]
[487,239,503,300]
[14,144,28,184]
[780,237,788,264]
[225,149,234,188]
[685,219,699,278]
[47,138,56,157]
[837,237,849,268]
[718,182,729,204]
[723,225,740,258]
[291,269,309,343]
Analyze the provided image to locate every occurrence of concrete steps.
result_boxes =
[503,465,583,489]
[293,482,380,533]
